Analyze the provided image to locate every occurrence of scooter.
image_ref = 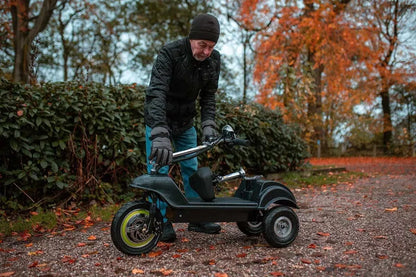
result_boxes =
[111,125,299,255]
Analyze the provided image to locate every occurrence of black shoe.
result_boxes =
[188,222,221,234]
[160,221,176,242]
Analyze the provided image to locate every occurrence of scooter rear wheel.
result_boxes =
[263,206,299,248]
[111,201,162,255]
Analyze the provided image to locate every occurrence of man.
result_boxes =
[144,14,221,242]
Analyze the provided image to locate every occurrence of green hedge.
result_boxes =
[198,94,308,174]
[0,80,307,211]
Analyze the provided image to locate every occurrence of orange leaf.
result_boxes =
[317,232,330,237]
[214,273,228,277]
[301,259,312,264]
[159,268,173,276]
[87,235,96,241]
[0,272,15,277]
[208,259,216,265]
[236,253,247,258]
[385,207,397,212]
[28,261,38,268]
[132,268,145,274]
[374,235,387,239]
[172,254,181,258]
[25,243,33,248]
[410,229,416,235]
[394,263,405,268]
[376,254,388,259]
[148,250,162,258]
[344,250,358,255]
[270,272,284,276]
[307,243,317,249]
[77,242,86,247]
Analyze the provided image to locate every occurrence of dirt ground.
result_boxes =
[1,160,416,277]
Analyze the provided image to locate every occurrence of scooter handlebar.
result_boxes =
[232,138,250,147]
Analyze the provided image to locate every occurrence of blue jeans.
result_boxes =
[145,126,199,221]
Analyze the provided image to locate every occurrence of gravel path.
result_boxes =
[1,174,415,276]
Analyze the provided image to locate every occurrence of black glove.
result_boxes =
[202,120,218,142]
[149,127,172,166]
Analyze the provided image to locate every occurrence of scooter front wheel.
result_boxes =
[111,201,162,255]
[263,206,299,248]
[237,220,263,236]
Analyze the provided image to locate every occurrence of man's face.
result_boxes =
[190,39,216,61]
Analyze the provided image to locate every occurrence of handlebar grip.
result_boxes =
[233,138,250,146]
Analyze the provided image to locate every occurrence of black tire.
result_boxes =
[111,201,162,255]
[237,221,263,236]
[263,206,299,248]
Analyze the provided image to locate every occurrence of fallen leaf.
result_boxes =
[28,250,44,256]
[344,250,358,255]
[410,229,416,235]
[316,266,326,271]
[236,253,247,258]
[374,235,388,239]
[394,263,405,268]
[270,271,284,276]
[176,249,188,253]
[28,261,39,268]
[159,268,173,276]
[87,235,97,241]
[214,273,228,277]
[385,207,397,212]
[208,259,216,265]
[301,259,312,264]
[308,243,317,249]
[0,272,15,277]
[376,254,388,259]
[317,232,330,237]
[132,268,145,274]
[62,255,76,264]
[77,242,86,247]
[148,250,162,258]
[25,243,33,248]
[172,254,181,258]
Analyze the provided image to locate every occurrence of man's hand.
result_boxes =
[149,127,172,166]
[202,120,218,142]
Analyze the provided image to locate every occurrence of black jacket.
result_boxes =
[144,37,220,136]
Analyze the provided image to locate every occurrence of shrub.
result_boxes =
[0,80,146,210]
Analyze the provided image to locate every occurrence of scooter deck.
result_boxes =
[166,197,259,223]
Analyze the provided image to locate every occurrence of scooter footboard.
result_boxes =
[166,206,258,223]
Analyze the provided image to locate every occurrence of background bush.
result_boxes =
[0,80,307,211]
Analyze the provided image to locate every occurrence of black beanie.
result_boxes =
[189,14,220,43]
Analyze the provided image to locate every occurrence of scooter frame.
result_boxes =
[111,125,299,255]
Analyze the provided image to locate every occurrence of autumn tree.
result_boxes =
[358,0,416,153]
[238,0,377,155]
[4,0,61,84]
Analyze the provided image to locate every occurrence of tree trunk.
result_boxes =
[380,88,393,152]
[10,0,58,84]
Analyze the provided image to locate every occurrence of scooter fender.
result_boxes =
[130,174,189,207]
[258,181,298,209]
